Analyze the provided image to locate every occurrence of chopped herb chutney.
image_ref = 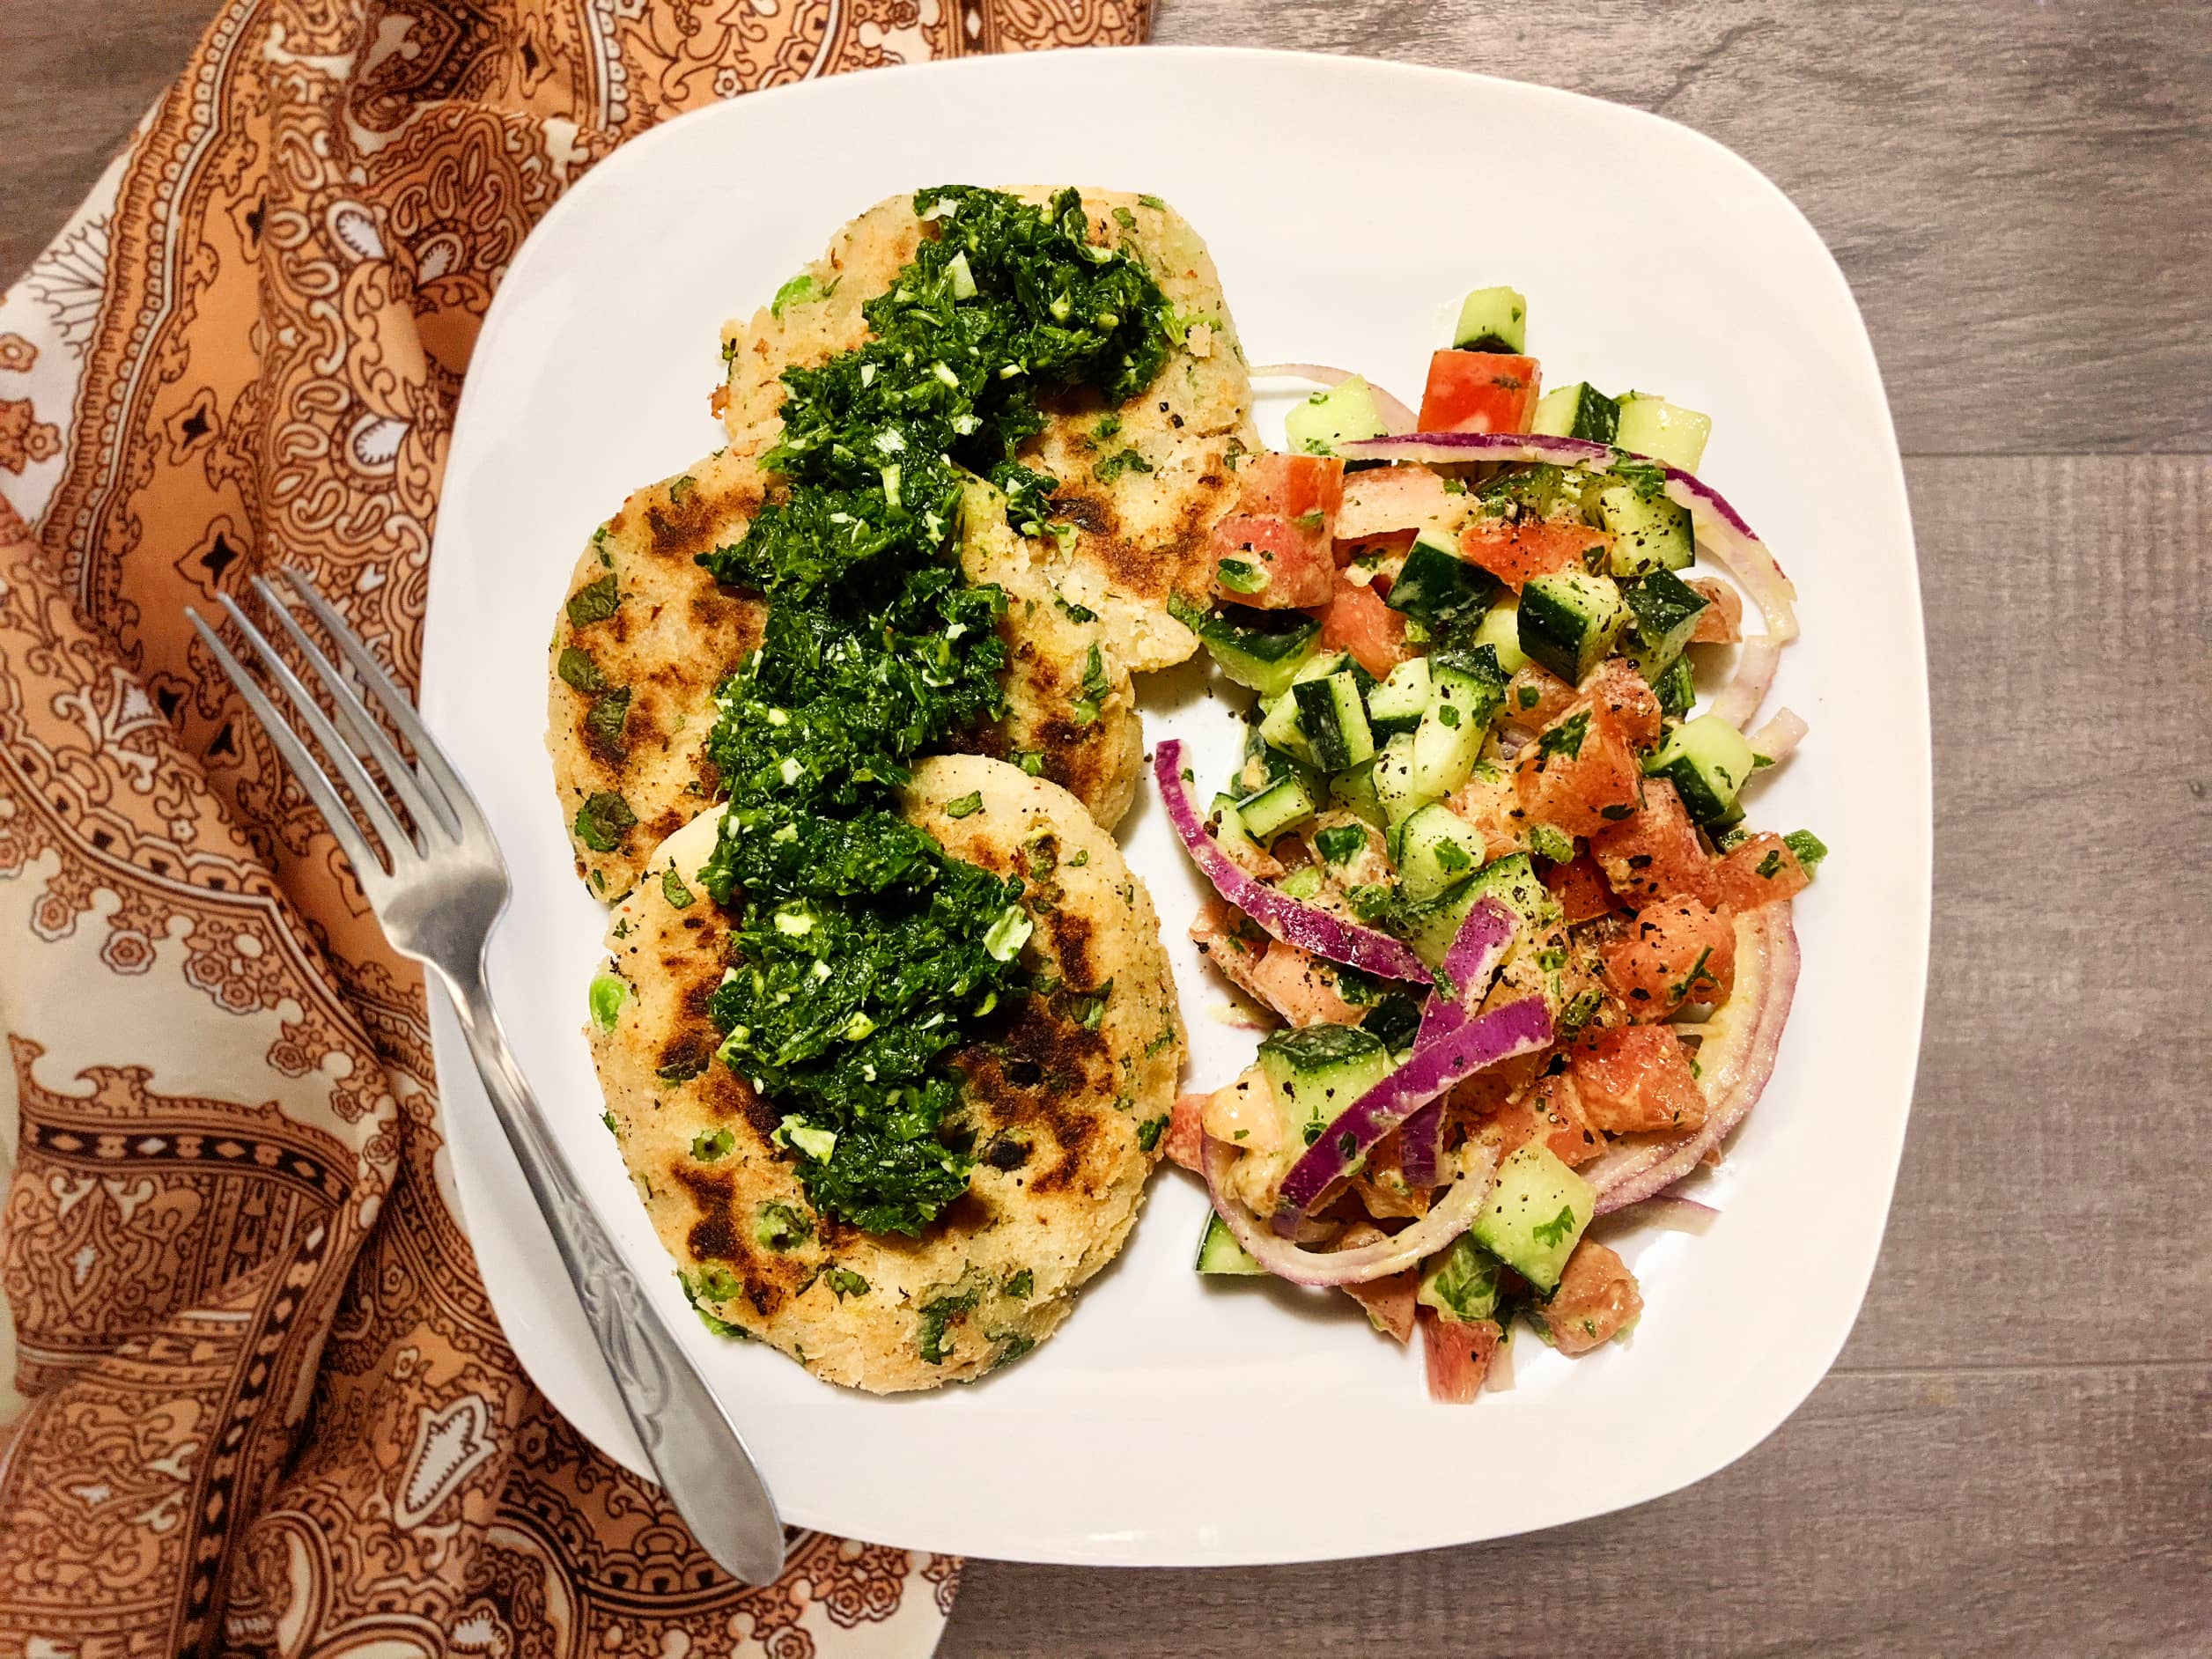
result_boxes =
[691,188,1174,1236]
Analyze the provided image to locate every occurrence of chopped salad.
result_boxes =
[1160,287,1825,1401]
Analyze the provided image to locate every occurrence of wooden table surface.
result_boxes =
[4,3,2206,1653]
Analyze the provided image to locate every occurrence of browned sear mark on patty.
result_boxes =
[671,1163,805,1318]
[644,476,769,565]
[956,1001,1114,1195]
[1041,903,1098,992]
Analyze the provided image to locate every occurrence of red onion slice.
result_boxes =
[1440,896,1517,999]
[1602,1194,1721,1235]
[1272,995,1552,1228]
[1582,903,1801,1213]
[1710,639,1781,730]
[1397,1099,1445,1189]
[1397,896,1519,1190]
[1203,1135,1499,1287]
[1155,740,1431,984]
[1249,362,1419,435]
[1746,706,1810,763]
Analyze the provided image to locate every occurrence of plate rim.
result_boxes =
[421,41,1932,1566]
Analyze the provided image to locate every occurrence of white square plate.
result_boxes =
[424,45,1928,1566]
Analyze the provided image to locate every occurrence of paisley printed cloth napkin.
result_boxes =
[0,1,1149,1651]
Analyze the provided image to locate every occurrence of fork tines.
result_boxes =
[187,571,470,889]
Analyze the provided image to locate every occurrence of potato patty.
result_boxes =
[546,448,767,897]
[554,189,1251,895]
[724,188,1258,674]
[588,756,1183,1391]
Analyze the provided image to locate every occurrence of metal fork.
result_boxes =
[190,571,785,1584]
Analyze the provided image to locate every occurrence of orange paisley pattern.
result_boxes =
[0,2,1150,1653]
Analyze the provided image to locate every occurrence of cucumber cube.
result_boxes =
[1195,1212,1265,1276]
[1257,689,1315,766]
[1472,599,1530,673]
[1466,851,1562,942]
[1471,1144,1595,1292]
[1169,594,1323,697]
[1624,567,1711,675]
[1285,374,1390,456]
[1530,381,1620,444]
[1394,803,1489,902]
[1596,480,1694,576]
[1418,1234,1505,1323]
[1385,527,1500,624]
[1614,394,1712,474]
[1410,649,1505,798]
[1234,771,1316,839]
[1373,730,1434,825]
[1394,849,1559,977]
[1329,759,1387,828]
[1208,794,1269,866]
[1291,670,1376,773]
[1518,570,1629,684]
[1643,712,1757,823]
[1257,1022,1392,1144]
[1451,285,1529,353]
[1366,657,1434,736]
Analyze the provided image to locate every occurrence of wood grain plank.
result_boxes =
[5,4,2210,454]
[0,0,212,279]
[1154,0,2212,455]
[943,1364,2212,1658]
[1836,456,2211,1369]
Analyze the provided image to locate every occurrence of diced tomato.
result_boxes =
[1713,832,1812,911]
[1458,518,1609,593]
[1243,938,1364,1029]
[1417,350,1542,435]
[1445,1049,1546,1124]
[1532,1070,1605,1166]
[1341,1265,1421,1345]
[1349,1128,1434,1221]
[1688,576,1744,644]
[1236,450,1346,523]
[1190,896,1275,1007]
[1419,1308,1503,1402]
[1316,578,1414,678]
[1582,657,1662,750]
[1536,1241,1642,1357]
[1500,663,1578,728]
[1445,763,1530,862]
[1477,1072,1604,1167]
[1545,852,1621,925]
[1596,896,1736,1018]
[1206,453,1346,608]
[1589,778,1718,908]
[1515,703,1643,839]
[1208,514,1335,608]
[1336,465,1456,541]
[1163,1091,1208,1173]
[1569,1026,1707,1135]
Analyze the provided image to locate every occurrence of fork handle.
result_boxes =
[436,958,787,1583]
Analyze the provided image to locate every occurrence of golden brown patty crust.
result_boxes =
[587,756,1183,1391]
[547,447,766,897]
[722,188,1258,675]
